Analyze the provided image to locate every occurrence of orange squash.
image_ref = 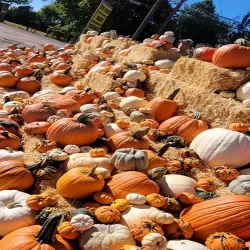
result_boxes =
[146,88,179,122]
[193,47,217,62]
[16,77,41,94]
[125,88,145,98]
[105,171,159,199]
[180,195,250,242]
[0,71,18,87]
[49,69,72,86]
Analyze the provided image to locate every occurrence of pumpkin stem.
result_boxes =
[63,67,71,75]
[36,214,63,244]
[9,59,21,65]
[42,102,58,115]
[132,127,150,140]
[77,113,94,124]
[26,154,50,171]
[87,165,98,177]
[84,87,91,93]
[32,69,43,78]
[5,147,14,153]
[1,131,9,137]
[6,201,22,209]
[157,144,171,157]
[148,167,167,181]
[167,88,180,100]
[188,109,201,120]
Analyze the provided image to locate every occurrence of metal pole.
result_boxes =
[157,0,186,34]
[132,0,164,40]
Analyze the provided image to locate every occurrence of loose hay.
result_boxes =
[172,57,250,92]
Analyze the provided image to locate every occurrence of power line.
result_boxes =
[218,0,223,16]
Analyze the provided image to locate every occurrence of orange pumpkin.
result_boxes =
[0,131,20,149]
[65,88,97,105]
[95,206,120,224]
[93,191,114,205]
[212,44,250,69]
[0,214,73,250]
[193,47,217,62]
[43,44,54,51]
[0,63,13,72]
[140,119,159,129]
[56,166,105,199]
[0,71,18,87]
[177,192,200,205]
[146,88,180,122]
[108,128,150,151]
[16,77,41,94]
[197,178,217,192]
[54,63,71,71]
[205,232,245,250]
[105,171,159,199]
[82,201,101,212]
[146,193,166,207]
[27,53,47,63]
[57,222,80,240]
[15,65,34,75]
[125,88,145,98]
[36,139,58,153]
[130,218,164,242]
[24,121,50,135]
[159,115,208,143]
[26,194,57,210]
[115,119,130,129]
[144,150,168,172]
[46,114,99,146]
[49,69,72,86]
[180,195,250,242]
[228,123,249,132]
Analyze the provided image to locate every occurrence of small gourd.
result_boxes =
[141,233,167,250]
[146,193,166,207]
[89,147,107,157]
[111,199,130,212]
[64,145,81,154]
[93,191,114,205]
[95,206,121,224]
[126,193,147,205]
[48,148,68,161]
[71,214,94,232]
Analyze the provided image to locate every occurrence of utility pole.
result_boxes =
[132,0,164,40]
[157,0,186,34]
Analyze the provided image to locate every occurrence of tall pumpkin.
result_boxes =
[146,88,179,122]
[159,114,208,143]
[105,171,159,199]
[212,44,250,69]
[180,195,250,242]
[47,114,99,146]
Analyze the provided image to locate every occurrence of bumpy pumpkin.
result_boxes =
[146,193,166,207]
[197,178,217,192]
[146,88,179,122]
[180,195,250,242]
[82,201,101,212]
[130,218,164,242]
[26,193,57,210]
[116,119,130,129]
[95,206,121,224]
[57,221,80,240]
[228,123,249,132]
[89,148,107,157]
[65,88,97,105]
[47,114,99,146]
[36,140,57,153]
[141,233,167,250]
[70,214,94,232]
[213,165,239,181]
[140,119,159,129]
[56,166,105,199]
[93,191,114,205]
[111,199,130,212]
[126,193,147,205]
[105,171,159,199]
[111,148,149,171]
[205,232,245,250]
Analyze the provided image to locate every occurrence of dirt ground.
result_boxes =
[0,22,66,49]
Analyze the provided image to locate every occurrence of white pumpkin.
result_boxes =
[0,148,24,163]
[0,190,35,236]
[119,96,148,109]
[156,174,197,197]
[78,224,135,250]
[3,91,30,102]
[80,104,98,113]
[66,152,112,172]
[71,214,94,232]
[96,167,111,179]
[0,110,8,118]
[64,145,81,154]
[236,81,250,101]
[126,193,146,205]
[123,70,146,82]
[87,30,99,36]
[100,110,114,118]
[239,168,250,175]
[48,148,69,161]
[190,128,250,168]
[120,205,174,227]
[167,240,208,250]
[32,89,55,98]
[60,86,77,94]
[103,92,121,101]
[3,101,22,112]
[228,175,250,195]
[155,59,175,69]
[104,123,128,138]
[141,233,167,250]
[243,99,250,105]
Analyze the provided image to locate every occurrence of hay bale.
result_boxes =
[148,71,250,127]
[90,36,110,50]
[117,44,180,63]
[108,39,135,58]
[79,72,117,93]
[172,57,250,92]
[72,51,99,71]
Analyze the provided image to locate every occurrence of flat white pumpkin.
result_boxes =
[190,128,250,168]
[78,224,135,250]
[0,148,24,163]
[236,81,250,101]
[155,59,175,69]
[119,96,148,109]
[123,70,146,82]
[0,190,35,236]
[156,174,197,197]
[104,123,128,139]
[167,240,208,250]
[228,175,250,195]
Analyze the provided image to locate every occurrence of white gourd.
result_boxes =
[243,99,250,105]
[190,128,250,168]
[48,148,69,161]
[0,148,24,163]
[3,101,22,112]
[236,81,250,101]
[96,167,111,179]
[32,89,55,98]
[167,240,208,250]
[80,104,98,113]
[123,70,146,82]
[71,214,94,232]
[3,91,30,102]
[239,168,250,175]
[64,145,81,154]
[126,193,146,205]
[228,175,250,195]
[60,86,77,94]
[78,224,135,250]
[147,209,174,224]
[141,233,167,250]
[155,59,175,69]
[104,123,128,138]
[0,190,35,236]
[103,92,120,101]
[119,96,148,109]
[156,174,197,197]
[0,110,8,118]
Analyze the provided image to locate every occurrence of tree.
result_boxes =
[175,0,229,46]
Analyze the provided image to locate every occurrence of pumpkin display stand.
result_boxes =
[171,57,250,92]
[148,71,250,127]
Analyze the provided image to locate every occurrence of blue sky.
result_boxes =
[32,0,250,20]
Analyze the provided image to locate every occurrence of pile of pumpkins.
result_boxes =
[1,37,250,250]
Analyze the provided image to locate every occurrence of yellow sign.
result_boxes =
[87,1,113,32]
